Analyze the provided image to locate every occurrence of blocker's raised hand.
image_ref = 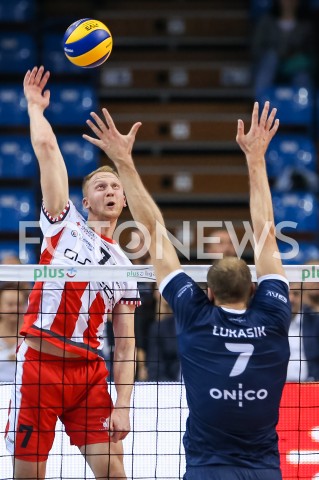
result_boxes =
[236,101,279,159]
[83,108,142,166]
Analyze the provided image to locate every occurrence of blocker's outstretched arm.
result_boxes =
[236,101,285,279]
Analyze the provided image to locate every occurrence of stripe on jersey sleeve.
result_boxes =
[119,298,142,306]
[42,202,70,224]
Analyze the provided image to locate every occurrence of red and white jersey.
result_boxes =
[21,200,140,359]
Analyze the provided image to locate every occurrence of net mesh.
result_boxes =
[0,264,318,480]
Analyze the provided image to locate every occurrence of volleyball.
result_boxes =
[63,18,113,68]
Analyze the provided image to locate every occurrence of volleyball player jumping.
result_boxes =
[84,101,291,480]
[5,66,140,479]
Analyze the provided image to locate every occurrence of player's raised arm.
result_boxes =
[236,101,284,278]
[83,108,181,285]
[24,66,69,217]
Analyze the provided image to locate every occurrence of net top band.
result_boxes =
[0,264,317,283]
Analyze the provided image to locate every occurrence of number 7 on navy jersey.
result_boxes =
[225,343,254,377]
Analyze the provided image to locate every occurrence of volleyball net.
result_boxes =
[0,264,319,480]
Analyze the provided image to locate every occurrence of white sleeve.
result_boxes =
[159,269,184,294]
[257,273,289,287]
[39,200,78,237]
[118,281,141,307]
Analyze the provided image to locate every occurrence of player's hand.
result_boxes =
[109,406,130,443]
[83,108,141,166]
[23,66,51,111]
[236,101,279,159]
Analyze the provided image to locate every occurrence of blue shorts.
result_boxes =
[183,466,282,480]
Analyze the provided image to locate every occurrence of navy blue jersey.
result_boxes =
[160,271,291,469]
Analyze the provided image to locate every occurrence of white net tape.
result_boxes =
[0,264,317,282]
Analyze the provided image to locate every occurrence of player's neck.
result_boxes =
[86,214,117,239]
[216,301,247,310]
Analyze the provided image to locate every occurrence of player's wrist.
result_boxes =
[112,154,134,169]
[114,403,130,410]
[114,396,131,409]
[27,102,45,114]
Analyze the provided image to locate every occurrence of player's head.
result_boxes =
[205,227,237,259]
[82,165,121,196]
[0,282,28,325]
[206,257,253,306]
[0,254,21,265]
[82,165,126,220]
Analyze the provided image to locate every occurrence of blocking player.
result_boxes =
[84,101,291,479]
[5,66,140,479]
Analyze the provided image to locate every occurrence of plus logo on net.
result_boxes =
[278,383,319,479]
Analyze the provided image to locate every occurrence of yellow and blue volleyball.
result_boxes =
[63,18,113,68]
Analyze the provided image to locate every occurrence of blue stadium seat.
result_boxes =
[43,34,87,75]
[0,0,35,21]
[0,85,28,125]
[257,86,313,126]
[0,189,36,232]
[58,135,98,177]
[273,192,318,232]
[0,33,36,72]
[0,136,37,178]
[266,134,316,178]
[46,85,97,126]
[0,241,37,264]
[69,187,87,219]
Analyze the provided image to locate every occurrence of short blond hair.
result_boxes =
[82,166,120,196]
[207,257,252,304]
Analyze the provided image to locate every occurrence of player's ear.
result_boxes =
[123,194,127,207]
[250,282,256,298]
[82,196,89,209]
[207,287,214,302]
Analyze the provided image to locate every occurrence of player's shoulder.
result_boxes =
[160,270,208,306]
[160,270,196,295]
[256,275,289,303]
[252,274,290,312]
[41,199,80,224]
[257,274,289,291]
